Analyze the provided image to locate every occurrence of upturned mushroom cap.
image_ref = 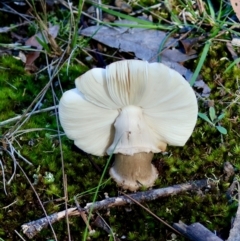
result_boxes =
[59,60,198,190]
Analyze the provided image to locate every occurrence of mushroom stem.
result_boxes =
[109,152,158,191]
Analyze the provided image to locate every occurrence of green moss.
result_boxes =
[89,230,101,239]
[0,33,11,43]
[59,63,89,84]
[128,231,138,240]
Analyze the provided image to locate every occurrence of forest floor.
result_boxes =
[0,0,240,240]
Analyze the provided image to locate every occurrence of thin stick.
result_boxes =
[0,106,58,126]
[14,230,27,241]
[0,159,7,195]
[21,179,211,239]
[74,196,92,232]
[17,163,58,240]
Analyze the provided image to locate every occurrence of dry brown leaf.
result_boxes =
[80,20,211,97]
[180,35,206,55]
[114,0,132,13]
[25,25,59,71]
[80,21,196,63]
[230,0,240,21]
[227,42,239,60]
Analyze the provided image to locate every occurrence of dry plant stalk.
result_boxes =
[21,179,211,239]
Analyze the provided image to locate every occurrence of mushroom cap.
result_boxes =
[59,60,198,156]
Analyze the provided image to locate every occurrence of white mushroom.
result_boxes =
[59,60,198,191]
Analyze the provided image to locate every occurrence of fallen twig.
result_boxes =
[173,221,223,241]
[0,106,58,126]
[21,179,212,239]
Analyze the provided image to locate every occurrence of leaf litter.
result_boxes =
[24,24,60,72]
[80,20,211,97]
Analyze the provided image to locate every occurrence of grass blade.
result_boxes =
[190,40,211,86]
[224,57,240,73]
[206,0,215,21]
[87,1,173,30]
[157,29,177,62]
